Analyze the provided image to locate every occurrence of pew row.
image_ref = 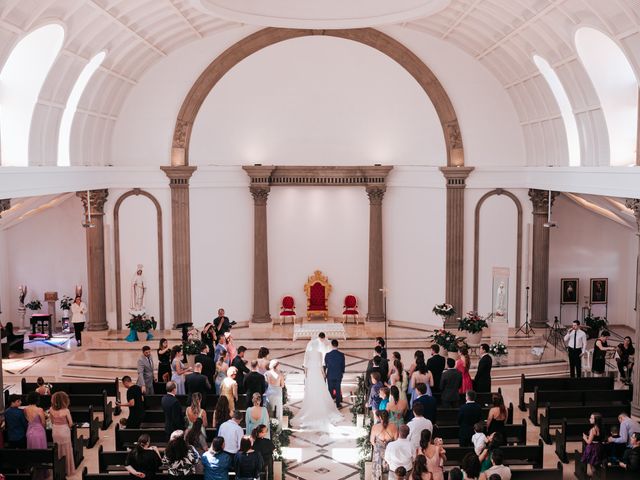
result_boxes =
[554,418,619,463]
[433,420,526,446]
[518,374,614,411]
[115,424,218,450]
[0,445,66,480]
[539,403,630,444]
[573,449,637,480]
[435,402,513,426]
[443,462,563,480]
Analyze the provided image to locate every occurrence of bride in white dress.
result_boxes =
[292,337,343,430]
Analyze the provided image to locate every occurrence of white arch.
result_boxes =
[0,24,64,166]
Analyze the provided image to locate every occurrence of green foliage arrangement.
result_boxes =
[59,296,73,310]
[26,300,42,311]
[458,311,488,334]
[126,314,157,332]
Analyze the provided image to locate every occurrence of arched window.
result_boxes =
[58,51,106,166]
[575,27,639,166]
[0,24,64,166]
[533,55,581,166]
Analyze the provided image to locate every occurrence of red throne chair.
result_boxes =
[279,295,297,325]
[342,294,360,324]
[304,270,332,320]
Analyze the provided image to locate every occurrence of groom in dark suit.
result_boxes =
[324,339,346,408]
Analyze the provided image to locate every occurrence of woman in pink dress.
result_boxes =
[455,347,473,394]
[50,391,75,476]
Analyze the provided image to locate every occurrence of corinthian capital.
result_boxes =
[250,186,270,205]
[529,189,558,215]
[76,189,109,216]
[625,198,640,229]
[366,186,386,205]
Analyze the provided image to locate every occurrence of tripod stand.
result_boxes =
[538,316,567,362]
[515,286,534,337]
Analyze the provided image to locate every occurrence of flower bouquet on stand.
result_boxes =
[182,327,203,367]
[458,311,488,345]
[432,303,455,321]
[125,313,157,342]
[489,341,508,366]
[428,329,465,355]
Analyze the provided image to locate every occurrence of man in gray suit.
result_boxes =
[137,345,155,394]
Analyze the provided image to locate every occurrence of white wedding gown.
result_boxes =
[292,340,343,431]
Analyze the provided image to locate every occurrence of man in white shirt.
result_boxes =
[218,412,243,456]
[384,425,414,480]
[563,319,587,378]
[407,403,433,453]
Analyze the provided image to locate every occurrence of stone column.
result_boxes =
[250,186,272,323]
[161,166,197,327]
[366,186,386,322]
[529,189,558,328]
[77,189,109,331]
[625,198,640,417]
[439,167,474,326]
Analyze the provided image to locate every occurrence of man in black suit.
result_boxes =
[426,344,446,393]
[375,337,387,360]
[458,390,483,447]
[213,308,232,338]
[161,381,185,440]
[195,344,216,384]
[244,360,267,404]
[409,383,437,424]
[324,339,346,407]
[440,358,462,408]
[364,355,383,392]
[474,343,493,393]
[185,362,211,407]
[231,346,250,394]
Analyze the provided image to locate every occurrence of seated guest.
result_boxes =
[448,467,464,480]
[234,435,264,480]
[458,390,483,447]
[608,412,640,462]
[213,395,232,428]
[479,448,511,480]
[619,432,640,472]
[252,425,275,480]
[231,346,250,393]
[219,411,244,456]
[410,455,430,480]
[125,433,162,479]
[35,377,50,396]
[385,425,414,479]
[5,393,27,448]
[246,393,270,438]
[162,430,200,475]
[119,375,145,428]
[202,436,232,480]
[407,403,433,454]
[417,429,446,480]
[409,383,436,423]
[460,452,481,480]
[162,381,185,440]
[616,336,635,385]
[244,360,267,403]
[439,358,462,408]
[486,394,507,436]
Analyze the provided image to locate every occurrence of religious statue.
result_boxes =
[75,284,83,299]
[130,265,146,312]
[18,285,27,328]
[495,281,506,316]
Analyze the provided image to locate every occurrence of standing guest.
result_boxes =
[407,402,433,453]
[213,395,232,428]
[265,360,285,422]
[376,337,388,360]
[608,413,640,462]
[214,351,229,394]
[157,338,172,383]
[374,346,390,381]
[213,308,232,338]
[410,383,437,423]
[387,385,408,428]
[231,346,250,394]
[474,344,493,393]
[458,391,483,447]
[137,345,155,394]
[478,433,504,473]
[170,345,191,395]
[418,429,446,480]
[378,387,390,411]
[119,375,145,428]
[214,335,229,365]
[186,362,212,407]
[486,394,507,436]
[234,436,264,480]
[162,381,185,440]
[366,355,384,393]
[409,351,425,377]
[24,392,46,449]
[196,343,216,385]
[456,347,473,394]
[186,417,208,462]
[49,392,75,476]
[426,345,446,394]
[224,332,237,363]
[245,393,270,438]
[325,339,346,407]
[70,295,87,347]
[385,425,415,480]
[368,372,384,414]
[448,467,463,480]
[389,359,409,403]
[162,430,200,475]
[370,410,398,480]
[564,320,587,378]
[125,433,162,479]
[219,412,244,457]
[619,432,640,472]
[581,412,605,476]
[202,436,232,480]
[593,331,616,375]
[460,452,482,480]
[5,394,28,448]
[440,358,462,408]
[186,392,208,448]
[220,366,239,413]
[201,323,216,353]
[410,361,433,402]
[257,347,270,374]
[244,360,267,403]
[252,425,275,480]
[616,336,635,385]
[35,377,51,396]
[478,449,511,480]
[411,455,431,480]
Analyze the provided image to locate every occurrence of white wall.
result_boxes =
[549,194,636,329]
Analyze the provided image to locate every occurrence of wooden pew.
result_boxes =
[0,445,66,480]
[444,462,563,480]
[45,424,85,468]
[143,393,248,413]
[527,387,632,425]
[83,467,262,480]
[98,446,128,473]
[442,440,544,468]
[433,419,526,446]
[435,402,513,426]
[518,374,614,411]
[573,449,637,480]
[539,403,630,444]
[114,424,219,450]
[429,389,502,407]
[554,418,620,463]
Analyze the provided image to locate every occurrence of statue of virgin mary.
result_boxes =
[130,265,146,312]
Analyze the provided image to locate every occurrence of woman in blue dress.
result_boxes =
[170,345,191,395]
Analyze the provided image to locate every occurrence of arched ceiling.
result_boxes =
[1,0,639,167]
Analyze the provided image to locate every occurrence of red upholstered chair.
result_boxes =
[342,295,360,324]
[304,270,332,320]
[279,295,297,325]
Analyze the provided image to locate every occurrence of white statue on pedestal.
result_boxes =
[130,265,146,313]
[495,281,506,316]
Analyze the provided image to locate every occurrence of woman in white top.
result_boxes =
[70,296,87,346]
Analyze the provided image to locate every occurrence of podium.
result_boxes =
[30,314,52,338]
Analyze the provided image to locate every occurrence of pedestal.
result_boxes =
[490,317,509,347]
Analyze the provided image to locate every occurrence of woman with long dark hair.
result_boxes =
[456,347,473,394]
[213,394,232,428]
[581,412,605,476]
[410,359,433,402]
[125,434,162,479]
[251,425,275,480]
[162,430,199,475]
[386,385,408,428]
[170,345,191,395]
[486,393,507,436]
[370,410,398,480]
[411,454,432,479]
[418,429,446,480]
[389,359,408,402]
[234,436,264,480]
[157,338,171,383]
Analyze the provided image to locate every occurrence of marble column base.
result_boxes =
[252,314,272,324]
[366,313,385,322]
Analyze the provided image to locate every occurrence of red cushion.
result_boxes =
[309,283,326,310]
[343,308,359,315]
[280,310,296,316]
[282,296,295,309]
[344,295,357,309]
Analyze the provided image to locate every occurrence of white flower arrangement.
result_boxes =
[432,303,455,318]
[489,341,508,356]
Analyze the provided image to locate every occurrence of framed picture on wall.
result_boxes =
[561,278,579,304]
[590,278,608,304]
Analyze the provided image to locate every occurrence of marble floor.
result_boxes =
[1,322,632,479]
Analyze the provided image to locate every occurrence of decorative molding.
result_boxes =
[625,198,640,227]
[76,189,109,216]
[160,165,197,186]
[250,186,270,205]
[113,189,165,331]
[242,165,393,187]
[440,166,474,188]
[528,188,558,215]
[173,28,463,167]
[472,189,523,327]
[0,199,10,218]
